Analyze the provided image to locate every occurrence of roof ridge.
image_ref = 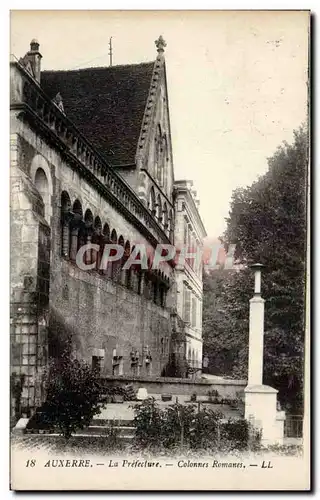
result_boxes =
[41,61,155,74]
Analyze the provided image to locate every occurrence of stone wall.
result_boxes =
[49,259,173,377]
[10,132,51,415]
[101,375,247,399]
[10,106,176,411]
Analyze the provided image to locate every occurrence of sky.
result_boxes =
[10,10,309,239]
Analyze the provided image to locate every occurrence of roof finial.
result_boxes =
[155,35,166,54]
[109,37,113,67]
[30,39,40,52]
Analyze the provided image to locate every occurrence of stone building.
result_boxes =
[174,181,206,377]
[10,36,206,416]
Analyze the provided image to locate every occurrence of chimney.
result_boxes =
[26,39,42,83]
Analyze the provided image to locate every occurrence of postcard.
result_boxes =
[10,10,310,491]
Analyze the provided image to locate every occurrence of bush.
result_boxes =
[189,407,223,449]
[32,350,104,439]
[221,418,261,451]
[132,399,261,452]
[162,403,195,448]
[102,420,122,449]
[10,372,25,423]
[132,398,164,448]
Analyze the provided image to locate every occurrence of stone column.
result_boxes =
[85,233,92,266]
[70,227,79,261]
[248,263,265,385]
[244,263,285,445]
[62,222,70,258]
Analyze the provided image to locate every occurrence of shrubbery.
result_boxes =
[132,398,261,452]
[27,350,104,439]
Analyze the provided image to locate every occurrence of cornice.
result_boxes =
[174,186,207,238]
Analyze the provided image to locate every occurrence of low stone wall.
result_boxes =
[100,375,247,399]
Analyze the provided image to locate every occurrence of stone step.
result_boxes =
[92,419,134,427]
[22,432,135,444]
[75,425,135,437]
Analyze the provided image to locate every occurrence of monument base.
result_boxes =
[245,384,285,446]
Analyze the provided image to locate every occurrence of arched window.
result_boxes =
[94,216,102,235]
[108,229,117,280]
[123,240,131,288]
[188,347,191,365]
[117,235,124,283]
[70,199,83,261]
[163,202,168,231]
[110,229,117,242]
[154,124,167,188]
[30,155,53,223]
[34,168,49,221]
[130,245,141,293]
[100,223,110,275]
[156,195,162,224]
[168,209,174,239]
[149,186,156,215]
[160,338,164,355]
[60,191,71,258]
[84,209,94,265]
[103,223,110,242]
[92,216,102,270]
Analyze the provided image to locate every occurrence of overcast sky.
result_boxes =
[10,10,309,239]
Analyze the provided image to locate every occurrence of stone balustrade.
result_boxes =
[12,62,172,248]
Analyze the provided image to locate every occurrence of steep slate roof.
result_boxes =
[41,62,155,166]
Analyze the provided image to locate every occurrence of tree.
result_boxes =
[40,350,104,438]
[202,268,240,375]
[203,126,308,413]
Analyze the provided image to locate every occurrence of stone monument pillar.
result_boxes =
[244,263,285,445]
[247,263,264,386]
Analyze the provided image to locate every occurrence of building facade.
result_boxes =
[174,181,206,377]
[10,37,206,416]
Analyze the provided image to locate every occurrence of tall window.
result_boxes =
[183,221,188,245]
[191,296,197,328]
[183,286,191,323]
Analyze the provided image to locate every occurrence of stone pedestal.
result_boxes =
[245,384,284,445]
[137,387,148,401]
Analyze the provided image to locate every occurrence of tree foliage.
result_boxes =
[39,350,103,438]
[203,126,308,413]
